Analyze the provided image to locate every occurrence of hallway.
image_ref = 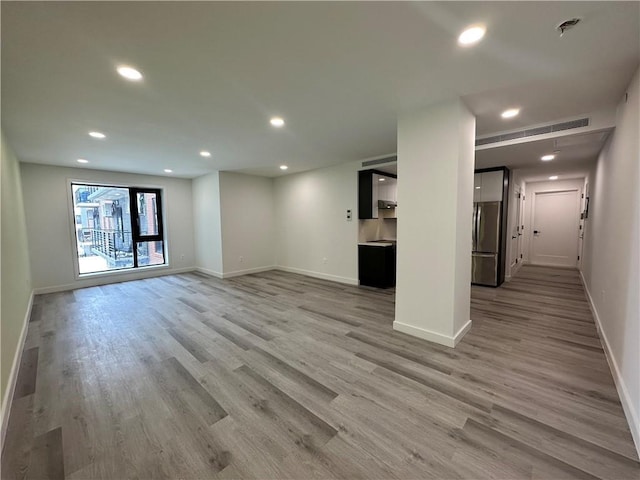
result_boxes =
[2,266,638,479]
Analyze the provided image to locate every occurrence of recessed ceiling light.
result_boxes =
[458,25,486,46]
[200,151,211,157]
[501,108,520,119]
[117,65,143,81]
[89,131,106,139]
[279,165,288,170]
[549,175,558,180]
[77,159,89,164]
[379,178,385,182]
[164,169,173,173]
[270,117,285,127]
[475,186,481,189]
[541,154,555,161]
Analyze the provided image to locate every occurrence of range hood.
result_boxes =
[378,200,397,209]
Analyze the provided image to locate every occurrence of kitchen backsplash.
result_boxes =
[358,217,397,242]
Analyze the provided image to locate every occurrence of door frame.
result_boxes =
[529,188,581,267]
[508,184,525,275]
[577,181,589,270]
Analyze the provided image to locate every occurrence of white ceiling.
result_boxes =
[2,2,638,178]
[475,130,611,182]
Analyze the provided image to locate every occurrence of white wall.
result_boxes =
[20,163,195,292]
[192,172,223,276]
[274,160,359,285]
[523,178,585,264]
[1,133,33,439]
[394,98,474,347]
[581,66,639,454]
[219,172,275,276]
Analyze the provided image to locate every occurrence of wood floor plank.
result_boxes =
[26,427,65,480]
[246,345,339,402]
[1,395,35,480]
[13,347,39,399]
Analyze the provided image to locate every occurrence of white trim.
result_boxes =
[275,266,358,286]
[76,263,172,281]
[579,270,640,458]
[194,267,224,279]
[33,266,195,294]
[222,266,276,279]
[453,319,473,346]
[392,319,472,348]
[1,292,34,453]
[528,262,579,270]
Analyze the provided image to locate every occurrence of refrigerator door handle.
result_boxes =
[476,203,482,250]
[471,203,476,252]
[472,204,477,252]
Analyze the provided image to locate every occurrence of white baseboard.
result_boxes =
[222,265,276,279]
[392,319,472,348]
[275,266,358,286]
[579,270,640,459]
[1,291,34,453]
[453,319,473,346]
[529,262,578,269]
[33,266,196,294]
[194,267,223,279]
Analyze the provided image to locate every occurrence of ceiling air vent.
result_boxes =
[362,155,397,168]
[476,118,589,146]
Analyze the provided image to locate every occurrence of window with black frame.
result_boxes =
[71,183,166,274]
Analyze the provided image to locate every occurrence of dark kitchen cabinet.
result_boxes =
[359,170,377,219]
[358,244,396,288]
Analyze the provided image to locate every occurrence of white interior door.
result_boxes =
[531,190,580,267]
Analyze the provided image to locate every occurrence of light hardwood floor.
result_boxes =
[2,265,638,479]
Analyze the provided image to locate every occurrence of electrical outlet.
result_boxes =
[239,256,244,263]
[322,257,327,264]
[180,254,185,260]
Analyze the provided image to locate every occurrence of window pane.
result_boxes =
[72,184,134,274]
[137,192,159,237]
[137,241,165,266]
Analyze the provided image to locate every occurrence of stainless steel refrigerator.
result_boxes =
[472,201,502,286]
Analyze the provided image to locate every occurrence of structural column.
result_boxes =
[394,98,475,347]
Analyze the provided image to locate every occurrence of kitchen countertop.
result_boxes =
[358,240,396,247]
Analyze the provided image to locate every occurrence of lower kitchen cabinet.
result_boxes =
[358,244,396,288]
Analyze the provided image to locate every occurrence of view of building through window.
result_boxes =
[72,183,165,274]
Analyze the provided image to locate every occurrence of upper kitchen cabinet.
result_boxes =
[359,170,397,219]
[474,170,505,202]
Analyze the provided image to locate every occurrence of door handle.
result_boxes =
[512,236,517,239]
[533,230,540,234]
